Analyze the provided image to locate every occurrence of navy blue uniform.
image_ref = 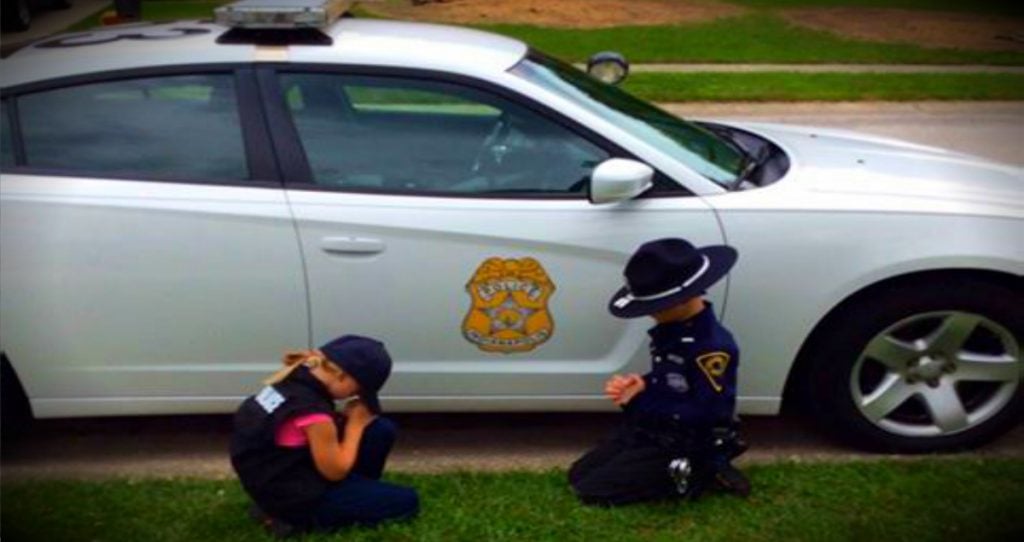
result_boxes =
[569,303,740,506]
[624,302,738,430]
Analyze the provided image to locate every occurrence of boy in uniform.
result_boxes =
[569,238,750,506]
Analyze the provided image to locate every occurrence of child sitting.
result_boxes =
[230,335,418,536]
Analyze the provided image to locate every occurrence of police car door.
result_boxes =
[0,69,309,417]
[270,68,725,411]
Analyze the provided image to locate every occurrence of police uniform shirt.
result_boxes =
[623,302,738,428]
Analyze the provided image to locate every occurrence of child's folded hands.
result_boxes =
[604,374,645,406]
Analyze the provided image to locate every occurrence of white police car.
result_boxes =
[1,0,1021,452]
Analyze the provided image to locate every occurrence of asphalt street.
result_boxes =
[3,412,1022,480]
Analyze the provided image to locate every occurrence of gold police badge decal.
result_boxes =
[462,257,556,354]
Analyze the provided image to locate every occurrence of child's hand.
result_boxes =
[605,374,645,405]
[617,374,646,405]
[343,399,375,429]
[604,374,629,401]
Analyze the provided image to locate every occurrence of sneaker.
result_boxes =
[713,464,751,498]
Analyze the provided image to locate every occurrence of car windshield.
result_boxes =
[510,51,744,186]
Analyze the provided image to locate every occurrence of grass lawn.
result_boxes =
[729,0,1024,16]
[623,72,1024,102]
[3,459,1023,542]
[482,16,1024,65]
[68,3,1024,65]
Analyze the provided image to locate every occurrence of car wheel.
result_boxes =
[1,354,33,446]
[2,0,32,32]
[805,278,1022,453]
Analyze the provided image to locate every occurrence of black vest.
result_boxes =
[229,367,339,521]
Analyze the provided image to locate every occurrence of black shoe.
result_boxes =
[248,502,270,525]
[728,437,749,460]
[267,518,302,539]
[713,464,751,498]
[248,502,303,539]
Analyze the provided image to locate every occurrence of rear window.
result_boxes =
[17,74,248,181]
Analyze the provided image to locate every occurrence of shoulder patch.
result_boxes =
[696,351,731,393]
[255,386,286,414]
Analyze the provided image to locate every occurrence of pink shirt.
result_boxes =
[275,413,334,447]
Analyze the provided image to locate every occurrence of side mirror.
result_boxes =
[589,158,654,204]
[587,51,629,85]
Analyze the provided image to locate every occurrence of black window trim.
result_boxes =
[2,98,27,167]
[0,64,282,189]
[257,63,691,201]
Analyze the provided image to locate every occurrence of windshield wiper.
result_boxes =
[694,122,755,179]
[732,143,771,189]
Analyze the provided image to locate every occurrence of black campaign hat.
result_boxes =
[608,238,738,319]
[319,335,392,414]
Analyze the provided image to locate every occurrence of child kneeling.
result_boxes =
[570,238,750,505]
[230,335,418,535]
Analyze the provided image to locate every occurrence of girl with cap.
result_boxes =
[568,238,750,505]
[230,335,418,537]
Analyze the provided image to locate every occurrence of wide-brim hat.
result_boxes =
[608,238,738,319]
[319,335,392,414]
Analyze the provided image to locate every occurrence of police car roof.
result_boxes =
[0,18,529,88]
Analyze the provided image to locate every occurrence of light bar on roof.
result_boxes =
[214,0,355,29]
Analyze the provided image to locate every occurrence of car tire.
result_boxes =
[2,0,32,32]
[804,277,1022,453]
[1,354,33,446]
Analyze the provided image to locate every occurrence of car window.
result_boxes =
[1,101,13,168]
[17,74,248,181]
[279,73,609,196]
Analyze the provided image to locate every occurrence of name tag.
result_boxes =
[255,386,286,414]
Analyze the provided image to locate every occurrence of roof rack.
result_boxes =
[214,0,356,45]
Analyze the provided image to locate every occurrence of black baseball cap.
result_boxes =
[319,335,392,414]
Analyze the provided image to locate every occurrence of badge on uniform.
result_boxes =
[255,385,286,414]
[696,352,731,393]
[666,372,689,394]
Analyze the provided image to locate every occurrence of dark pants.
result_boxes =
[569,425,679,506]
[310,417,419,530]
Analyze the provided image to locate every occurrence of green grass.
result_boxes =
[482,15,1024,65]
[729,0,1024,16]
[67,5,1024,65]
[3,459,1024,542]
[622,72,1024,102]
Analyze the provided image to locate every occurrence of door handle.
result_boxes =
[320,237,386,255]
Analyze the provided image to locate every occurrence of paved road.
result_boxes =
[664,101,1024,167]
[3,413,1022,480]
[4,412,1022,480]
